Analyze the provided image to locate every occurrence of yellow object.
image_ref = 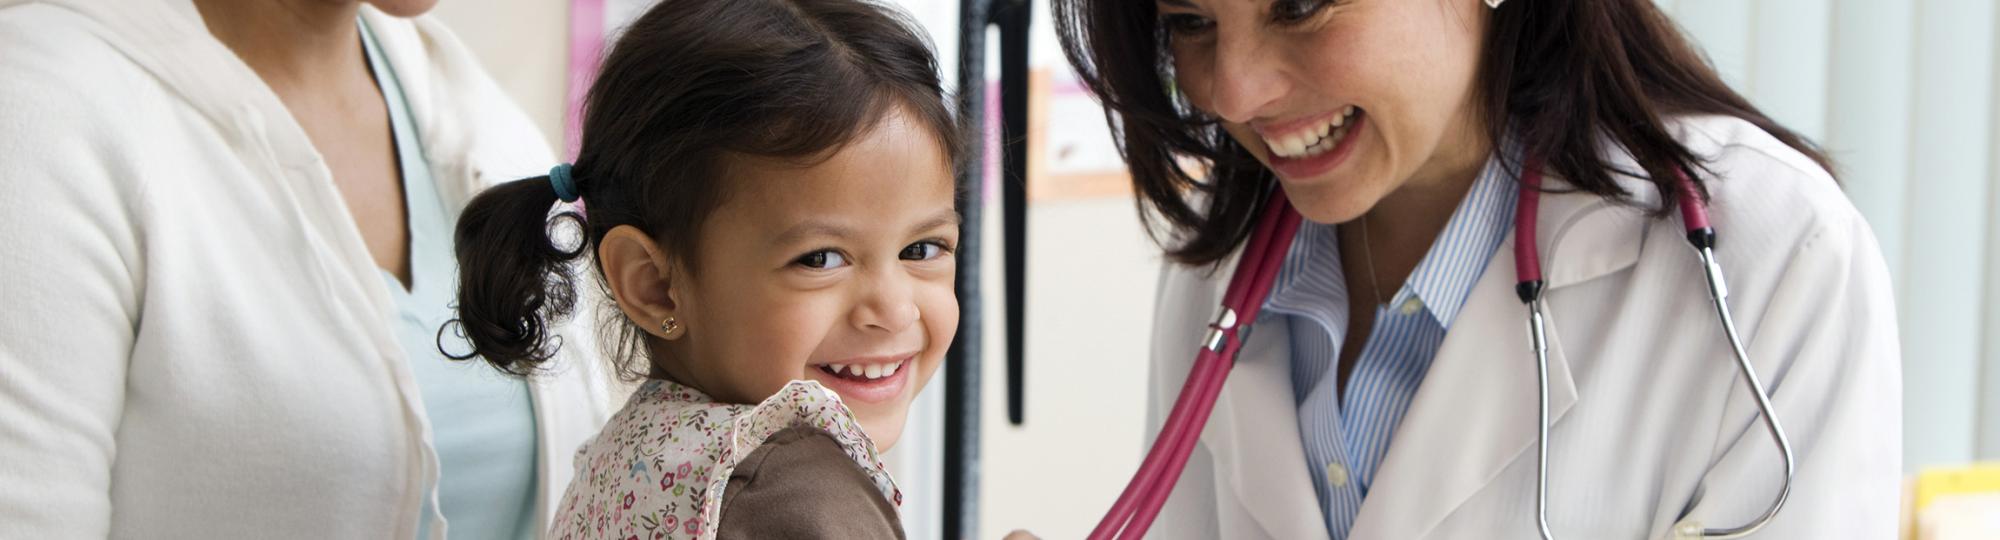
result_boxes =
[1905,462,2000,540]
[1912,462,2000,515]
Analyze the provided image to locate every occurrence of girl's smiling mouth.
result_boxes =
[808,353,917,404]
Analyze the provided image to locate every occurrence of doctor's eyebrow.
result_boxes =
[1158,0,1198,8]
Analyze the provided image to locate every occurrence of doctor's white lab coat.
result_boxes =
[1144,115,1901,539]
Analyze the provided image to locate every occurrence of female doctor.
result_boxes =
[1054,0,1899,538]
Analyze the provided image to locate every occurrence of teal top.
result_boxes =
[361,20,541,540]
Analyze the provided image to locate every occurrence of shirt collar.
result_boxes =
[1265,152,1518,330]
[1398,156,1517,328]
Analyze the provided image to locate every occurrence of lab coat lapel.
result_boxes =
[1346,232,1577,539]
[1347,188,1645,539]
[1204,314,1335,540]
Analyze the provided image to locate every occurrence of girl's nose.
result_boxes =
[851,272,920,333]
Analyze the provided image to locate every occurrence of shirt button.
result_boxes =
[1325,462,1349,488]
[1399,297,1424,315]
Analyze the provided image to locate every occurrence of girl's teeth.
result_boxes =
[821,360,908,381]
[816,358,912,380]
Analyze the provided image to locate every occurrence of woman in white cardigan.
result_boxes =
[0,0,610,538]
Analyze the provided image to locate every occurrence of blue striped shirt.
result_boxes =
[1262,157,1517,538]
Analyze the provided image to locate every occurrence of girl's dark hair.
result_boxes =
[1052,0,1835,265]
[445,0,964,376]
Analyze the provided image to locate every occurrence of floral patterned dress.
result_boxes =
[549,379,901,540]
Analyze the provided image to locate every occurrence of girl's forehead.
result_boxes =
[709,121,955,235]
[727,113,953,200]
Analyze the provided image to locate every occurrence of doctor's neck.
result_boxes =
[191,0,423,93]
[1359,115,1494,242]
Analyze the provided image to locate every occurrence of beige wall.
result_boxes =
[431,1,571,155]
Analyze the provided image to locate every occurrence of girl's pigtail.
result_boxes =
[442,175,588,376]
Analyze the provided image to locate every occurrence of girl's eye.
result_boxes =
[900,241,950,261]
[1160,13,1214,38]
[1270,0,1330,24]
[795,250,848,270]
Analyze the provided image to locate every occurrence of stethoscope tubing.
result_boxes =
[1091,190,1301,540]
[1518,166,1795,539]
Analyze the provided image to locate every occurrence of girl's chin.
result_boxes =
[851,408,907,450]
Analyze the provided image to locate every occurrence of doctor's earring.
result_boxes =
[659,317,684,339]
[1484,0,1504,8]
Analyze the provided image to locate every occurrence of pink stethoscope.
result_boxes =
[1090,163,1796,540]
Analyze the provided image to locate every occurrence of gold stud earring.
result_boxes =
[659,316,682,337]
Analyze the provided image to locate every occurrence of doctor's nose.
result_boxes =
[1200,32,1289,125]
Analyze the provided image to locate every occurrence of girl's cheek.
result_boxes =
[919,284,960,357]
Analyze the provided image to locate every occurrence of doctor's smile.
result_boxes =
[1249,105,1368,181]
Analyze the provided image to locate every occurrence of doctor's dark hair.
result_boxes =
[444,0,964,376]
[1052,0,1836,266]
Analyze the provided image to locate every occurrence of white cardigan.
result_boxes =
[0,1,611,538]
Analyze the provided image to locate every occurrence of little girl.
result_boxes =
[444,0,964,538]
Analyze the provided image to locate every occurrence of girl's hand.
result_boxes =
[1003,530,1041,540]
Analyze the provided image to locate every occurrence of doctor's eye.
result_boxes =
[1159,12,1214,38]
[794,250,849,270]
[1270,0,1331,24]
[900,240,952,261]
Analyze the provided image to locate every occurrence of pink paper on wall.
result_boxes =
[565,0,606,161]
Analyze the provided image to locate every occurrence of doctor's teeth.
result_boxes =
[1265,108,1362,159]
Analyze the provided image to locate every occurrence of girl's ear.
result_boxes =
[598,225,685,339]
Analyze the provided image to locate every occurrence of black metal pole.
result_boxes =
[995,0,1031,429]
[947,0,1032,534]
[944,0,989,536]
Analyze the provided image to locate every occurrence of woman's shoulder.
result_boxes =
[0,3,132,72]
[0,4,187,138]
[0,3,234,225]
[1581,115,1872,266]
[1663,114,1873,257]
